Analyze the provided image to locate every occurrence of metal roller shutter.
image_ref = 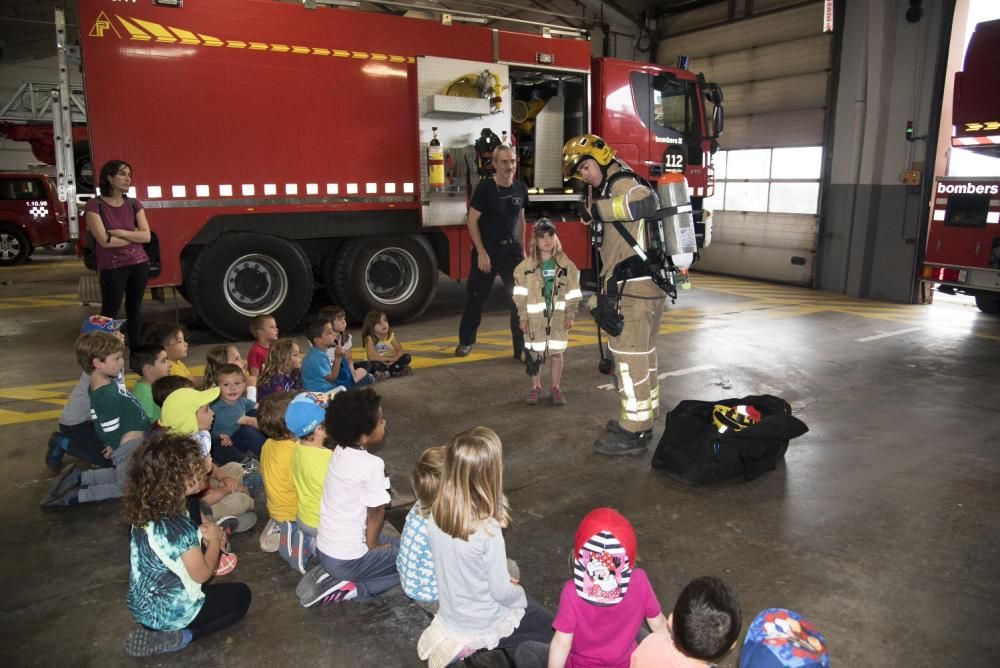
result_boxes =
[658,1,831,285]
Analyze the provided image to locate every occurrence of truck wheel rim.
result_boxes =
[365,247,419,306]
[0,232,21,260]
[223,253,289,316]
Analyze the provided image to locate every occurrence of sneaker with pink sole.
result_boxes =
[526,386,542,405]
[551,386,566,406]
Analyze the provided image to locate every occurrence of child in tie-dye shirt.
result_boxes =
[122,432,252,658]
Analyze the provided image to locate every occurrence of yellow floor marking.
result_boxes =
[3,274,998,426]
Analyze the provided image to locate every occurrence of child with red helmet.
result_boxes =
[515,507,670,667]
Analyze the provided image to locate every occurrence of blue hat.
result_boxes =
[739,609,829,668]
[285,392,328,438]
[81,315,125,334]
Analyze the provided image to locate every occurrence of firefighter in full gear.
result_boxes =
[563,134,664,457]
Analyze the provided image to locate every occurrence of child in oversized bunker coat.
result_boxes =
[512,219,582,406]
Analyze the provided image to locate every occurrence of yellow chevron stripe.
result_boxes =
[132,18,177,43]
[167,26,201,45]
[107,16,414,65]
[115,15,152,41]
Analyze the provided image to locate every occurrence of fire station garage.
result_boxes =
[1,0,998,665]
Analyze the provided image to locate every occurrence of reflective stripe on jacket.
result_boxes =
[512,251,582,353]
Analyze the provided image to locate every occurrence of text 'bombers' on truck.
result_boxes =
[74,0,723,339]
[921,18,1000,315]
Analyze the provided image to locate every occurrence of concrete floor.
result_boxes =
[2,254,999,667]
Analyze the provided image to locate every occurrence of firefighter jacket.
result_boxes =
[592,162,659,282]
[512,251,582,354]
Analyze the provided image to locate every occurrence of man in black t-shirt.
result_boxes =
[455,145,528,359]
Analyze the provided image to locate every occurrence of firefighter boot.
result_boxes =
[606,419,652,439]
[593,428,651,457]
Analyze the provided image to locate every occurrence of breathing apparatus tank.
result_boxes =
[428,127,445,190]
[474,128,502,178]
[655,171,697,270]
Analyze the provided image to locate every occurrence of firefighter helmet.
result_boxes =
[562,134,616,179]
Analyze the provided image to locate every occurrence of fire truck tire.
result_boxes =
[74,142,95,193]
[975,295,1000,315]
[188,233,314,340]
[0,225,32,266]
[331,236,437,323]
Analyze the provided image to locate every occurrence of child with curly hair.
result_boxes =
[122,433,251,657]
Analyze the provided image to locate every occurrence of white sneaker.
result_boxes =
[259,517,281,553]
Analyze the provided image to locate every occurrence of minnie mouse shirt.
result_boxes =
[553,568,661,668]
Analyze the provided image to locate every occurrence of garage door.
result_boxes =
[658,1,832,285]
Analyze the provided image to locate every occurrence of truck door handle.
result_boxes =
[975,242,981,255]
[649,164,663,176]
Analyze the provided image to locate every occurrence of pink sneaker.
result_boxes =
[551,386,566,406]
[526,386,542,405]
[213,551,238,576]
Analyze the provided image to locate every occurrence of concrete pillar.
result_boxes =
[816,0,953,302]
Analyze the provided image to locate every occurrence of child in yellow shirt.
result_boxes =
[145,322,193,381]
[283,392,332,574]
[256,392,298,553]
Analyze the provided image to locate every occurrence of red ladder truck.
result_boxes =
[69,0,722,338]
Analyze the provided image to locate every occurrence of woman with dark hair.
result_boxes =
[84,160,151,351]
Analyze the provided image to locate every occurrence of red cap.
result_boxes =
[574,507,637,563]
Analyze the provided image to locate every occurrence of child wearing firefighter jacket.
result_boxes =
[512,219,582,406]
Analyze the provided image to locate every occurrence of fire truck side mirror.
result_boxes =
[712,104,724,138]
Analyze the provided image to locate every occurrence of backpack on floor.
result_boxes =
[651,394,809,485]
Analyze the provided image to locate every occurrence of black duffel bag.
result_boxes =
[651,394,809,485]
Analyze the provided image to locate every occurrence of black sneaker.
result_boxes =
[45,432,67,472]
[593,429,651,457]
[123,627,188,657]
[298,566,358,607]
[454,344,473,357]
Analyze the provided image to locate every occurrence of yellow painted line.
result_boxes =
[248,42,269,50]
[270,43,290,52]
[0,408,62,426]
[200,34,224,47]
[227,40,247,49]
[291,46,311,54]
[116,15,152,41]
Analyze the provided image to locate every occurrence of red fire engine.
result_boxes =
[69,0,721,338]
[921,19,1000,315]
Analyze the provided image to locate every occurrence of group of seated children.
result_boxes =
[43,306,412,486]
[42,316,828,667]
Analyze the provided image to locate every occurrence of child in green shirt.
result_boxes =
[131,344,170,422]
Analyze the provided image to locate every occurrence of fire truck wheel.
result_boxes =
[188,233,314,340]
[975,295,1000,315]
[331,235,437,323]
[0,225,32,266]
[74,142,95,193]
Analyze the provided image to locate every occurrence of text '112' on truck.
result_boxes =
[921,18,1000,315]
[75,0,722,338]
